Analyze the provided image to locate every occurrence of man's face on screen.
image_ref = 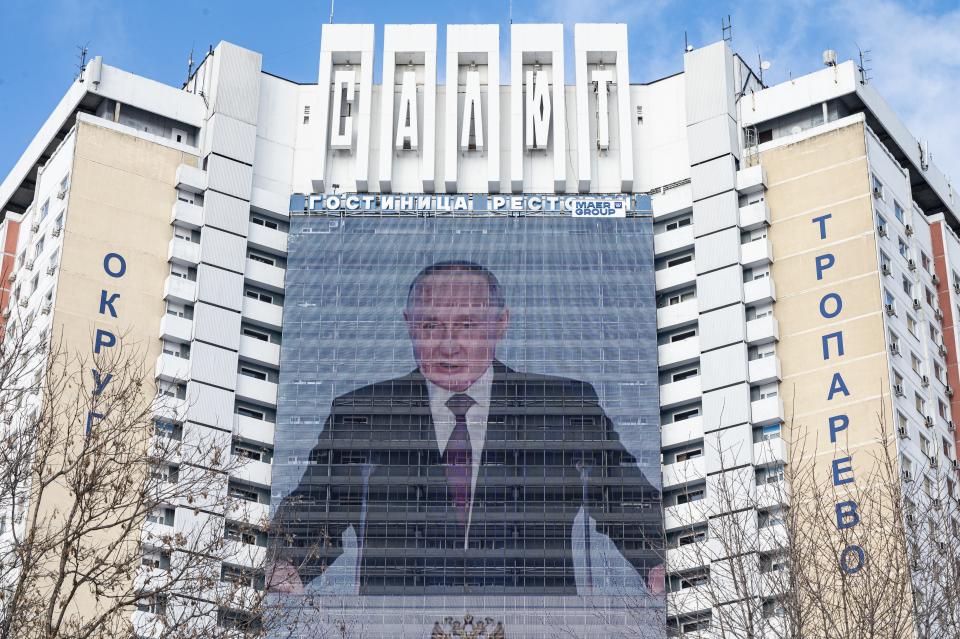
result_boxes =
[404,271,509,392]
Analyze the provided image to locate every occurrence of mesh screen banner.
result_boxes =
[268,212,664,638]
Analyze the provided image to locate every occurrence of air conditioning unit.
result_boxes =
[925,415,935,428]
[40,302,51,315]
[939,541,949,552]
[905,224,915,236]
[901,468,912,480]
[907,512,917,525]
[932,273,941,285]
[886,303,897,316]
[29,222,39,233]
[929,455,939,468]
[878,225,888,237]
[894,384,905,396]
[890,343,901,356]
[873,185,884,199]
[953,459,959,470]
[913,299,922,310]
[56,187,67,200]
[7,273,15,283]
[51,226,61,237]
[881,264,892,276]
[922,375,930,387]
[954,281,960,295]
[932,497,942,509]
[948,386,955,399]
[25,260,34,271]
[939,343,949,357]
[908,259,918,271]
[897,425,909,438]
[949,420,956,432]
[18,299,27,308]
[45,265,55,276]
[935,308,944,321]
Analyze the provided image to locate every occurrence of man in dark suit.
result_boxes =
[269,261,663,596]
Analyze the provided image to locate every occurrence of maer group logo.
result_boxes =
[571,197,628,218]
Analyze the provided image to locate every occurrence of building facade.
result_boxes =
[1,22,958,638]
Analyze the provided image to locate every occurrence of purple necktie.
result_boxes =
[444,393,476,527]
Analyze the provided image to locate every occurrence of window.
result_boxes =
[242,326,270,342]
[934,362,944,382]
[894,201,905,222]
[907,315,918,337]
[889,331,900,352]
[666,254,693,268]
[901,275,913,296]
[880,252,891,272]
[762,599,785,618]
[943,437,953,459]
[921,251,931,273]
[926,288,936,307]
[884,289,895,306]
[872,173,884,198]
[676,528,707,547]
[672,407,700,422]
[877,212,887,234]
[38,199,49,221]
[758,424,781,441]
[670,329,696,343]
[251,215,280,230]
[240,366,268,381]
[661,289,695,307]
[675,488,705,505]
[898,237,909,259]
[939,400,948,419]
[236,405,266,420]
[671,367,698,382]
[245,288,274,304]
[915,393,926,414]
[920,435,931,456]
[756,464,784,485]
[675,448,702,463]
[930,323,941,345]
[664,216,691,231]
[911,353,922,374]
[897,411,908,430]
[146,507,175,526]
[34,237,44,258]
[758,507,785,528]
[136,594,168,615]
[247,251,275,266]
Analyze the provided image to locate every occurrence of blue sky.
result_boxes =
[2,0,959,185]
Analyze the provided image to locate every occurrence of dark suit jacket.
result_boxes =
[271,361,662,596]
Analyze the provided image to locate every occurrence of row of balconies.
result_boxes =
[654,241,774,292]
[653,201,770,257]
[656,280,777,332]
[657,317,779,369]
[162,276,283,331]
[662,439,787,491]
[172,199,288,256]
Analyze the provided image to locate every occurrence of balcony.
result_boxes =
[736,164,766,195]
[657,299,698,331]
[662,457,706,490]
[168,238,200,266]
[242,297,283,329]
[748,357,781,385]
[155,353,191,383]
[171,199,203,229]
[247,222,288,255]
[654,225,695,256]
[740,237,773,268]
[754,437,787,468]
[239,335,281,367]
[159,314,193,343]
[658,337,700,369]
[659,376,702,409]
[751,396,784,426]
[244,258,284,292]
[251,186,290,218]
[154,396,188,422]
[175,163,207,194]
[664,501,706,531]
[661,416,704,449]
[235,375,278,406]
[743,277,776,305]
[223,539,267,569]
[163,276,197,305]
[225,499,270,527]
[234,414,275,447]
[738,200,770,230]
[668,583,713,617]
[746,315,779,344]
[231,456,272,489]
[655,262,697,292]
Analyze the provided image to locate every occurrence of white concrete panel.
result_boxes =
[699,305,746,351]
[574,23,633,192]
[197,264,244,311]
[686,114,738,165]
[444,24,500,193]
[704,423,753,474]
[206,155,253,201]
[203,114,257,164]
[207,43,262,125]
[185,381,235,430]
[694,226,741,274]
[378,25,437,192]
[690,154,736,201]
[510,24,566,193]
[193,302,242,351]
[700,342,748,392]
[200,227,247,274]
[203,191,249,237]
[190,342,239,391]
[683,41,736,126]
[692,191,739,238]
[313,24,374,192]
[697,265,743,312]
[702,383,751,431]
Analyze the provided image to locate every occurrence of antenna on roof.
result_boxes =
[186,46,195,87]
[75,43,89,82]
[329,0,335,24]
[855,42,872,85]
[722,15,732,43]
[509,0,513,25]
[684,31,693,53]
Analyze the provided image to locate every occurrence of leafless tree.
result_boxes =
[0,313,336,639]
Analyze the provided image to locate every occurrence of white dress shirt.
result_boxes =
[425,365,493,546]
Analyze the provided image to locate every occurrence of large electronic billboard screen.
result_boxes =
[268,207,664,638]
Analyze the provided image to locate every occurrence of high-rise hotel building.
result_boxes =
[1,22,958,637]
